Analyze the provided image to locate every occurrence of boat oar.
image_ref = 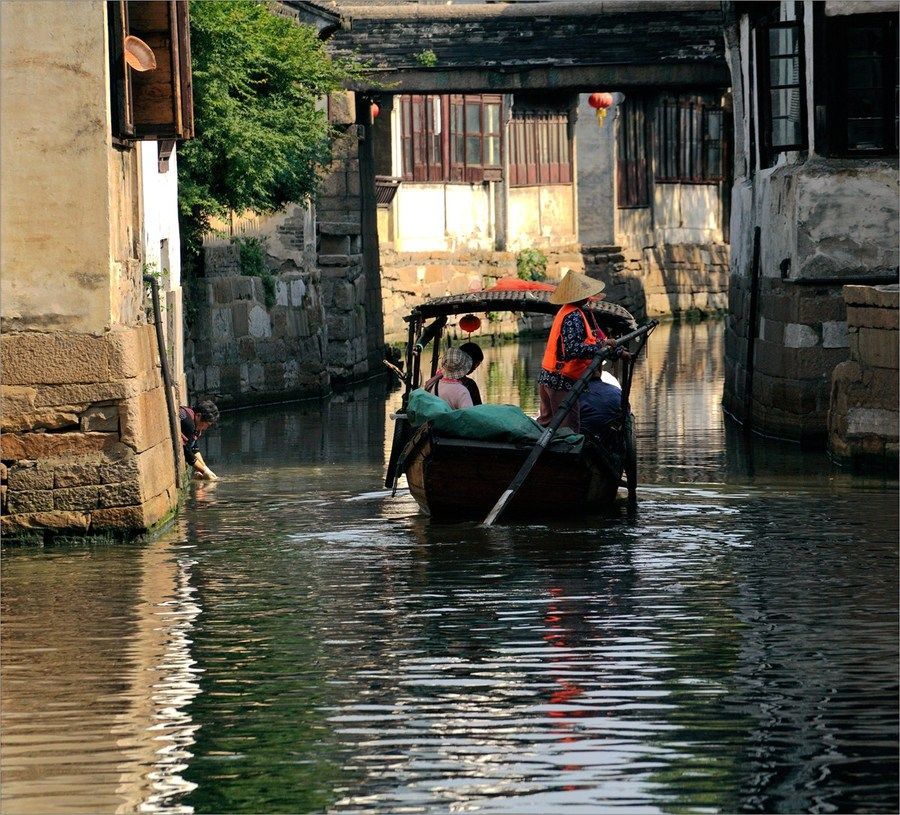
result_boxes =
[482,321,658,527]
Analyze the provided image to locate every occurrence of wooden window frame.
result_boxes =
[755,20,807,167]
[824,12,898,157]
[655,96,724,184]
[107,0,194,143]
[617,97,649,209]
[398,94,503,184]
[509,109,572,188]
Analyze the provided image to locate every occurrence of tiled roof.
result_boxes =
[321,2,725,73]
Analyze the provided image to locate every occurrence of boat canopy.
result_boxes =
[406,289,636,336]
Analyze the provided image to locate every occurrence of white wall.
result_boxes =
[140,142,182,290]
[392,183,493,252]
[139,141,185,395]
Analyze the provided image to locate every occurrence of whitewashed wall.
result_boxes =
[139,141,185,396]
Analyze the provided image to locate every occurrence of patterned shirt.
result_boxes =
[538,309,607,391]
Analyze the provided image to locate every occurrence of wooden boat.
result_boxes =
[384,287,652,521]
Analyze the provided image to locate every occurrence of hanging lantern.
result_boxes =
[370,102,380,120]
[588,92,614,127]
[459,314,481,335]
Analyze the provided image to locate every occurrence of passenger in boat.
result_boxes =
[457,341,484,406]
[579,371,623,436]
[179,399,220,480]
[431,347,474,409]
[537,271,619,433]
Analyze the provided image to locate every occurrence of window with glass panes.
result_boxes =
[826,13,898,156]
[655,96,724,183]
[756,21,806,163]
[398,94,501,183]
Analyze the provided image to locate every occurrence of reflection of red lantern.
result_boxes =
[459,314,481,334]
[588,92,614,127]
[371,102,380,119]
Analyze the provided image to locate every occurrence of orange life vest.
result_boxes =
[541,304,600,381]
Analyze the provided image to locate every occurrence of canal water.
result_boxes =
[2,321,898,814]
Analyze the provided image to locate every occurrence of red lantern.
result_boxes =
[588,92,614,127]
[370,102,380,119]
[459,314,481,334]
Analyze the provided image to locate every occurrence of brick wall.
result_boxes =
[1,326,179,537]
[828,284,899,466]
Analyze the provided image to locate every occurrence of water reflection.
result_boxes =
[2,320,897,814]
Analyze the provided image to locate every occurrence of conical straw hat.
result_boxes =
[549,270,606,304]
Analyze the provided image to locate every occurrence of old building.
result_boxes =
[311,1,732,341]
[722,0,899,445]
[1,0,193,536]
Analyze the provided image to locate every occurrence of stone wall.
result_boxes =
[582,243,730,323]
[724,276,852,442]
[828,284,899,467]
[381,242,729,343]
[380,247,584,342]
[1,326,179,537]
[186,239,329,407]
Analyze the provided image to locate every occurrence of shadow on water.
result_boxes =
[2,320,897,814]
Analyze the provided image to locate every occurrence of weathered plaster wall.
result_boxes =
[828,284,899,467]
[390,184,494,252]
[1,0,115,333]
[507,185,577,251]
[141,142,186,398]
[722,4,899,442]
[0,1,180,536]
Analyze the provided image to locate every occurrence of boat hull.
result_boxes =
[402,428,622,520]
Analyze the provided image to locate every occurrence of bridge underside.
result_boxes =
[315,2,729,93]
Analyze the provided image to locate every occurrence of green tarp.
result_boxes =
[406,389,583,451]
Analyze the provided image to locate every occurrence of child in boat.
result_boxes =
[430,348,474,409]
[457,341,484,406]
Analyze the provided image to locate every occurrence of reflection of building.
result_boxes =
[1,1,193,535]
[721,1,899,442]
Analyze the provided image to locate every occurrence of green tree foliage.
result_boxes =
[178,1,354,269]
[516,248,548,281]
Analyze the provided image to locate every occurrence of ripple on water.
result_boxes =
[2,325,898,814]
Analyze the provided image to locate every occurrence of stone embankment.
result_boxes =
[583,243,729,320]
[381,243,729,343]
[828,284,899,467]
[1,327,179,537]
[185,243,329,407]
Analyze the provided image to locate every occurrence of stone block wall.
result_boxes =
[185,256,329,407]
[0,326,179,537]
[380,247,584,342]
[828,284,899,467]
[582,244,730,322]
[724,277,852,442]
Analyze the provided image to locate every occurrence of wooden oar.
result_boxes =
[482,321,658,527]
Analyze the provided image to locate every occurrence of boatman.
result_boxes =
[537,271,620,433]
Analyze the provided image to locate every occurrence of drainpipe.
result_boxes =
[144,275,182,488]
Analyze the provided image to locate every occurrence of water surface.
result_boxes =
[3,321,897,814]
